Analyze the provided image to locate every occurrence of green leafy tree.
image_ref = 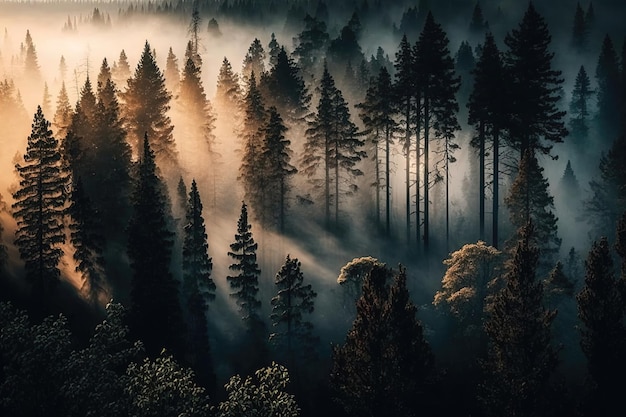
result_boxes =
[127,134,187,359]
[270,255,318,371]
[468,32,510,247]
[12,106,67,308]
[330,264,434,417]
[217,362,300,417]
[577,237,626,416]
[481,221,558,417]
[182,180,216,391]
[124,353,211,417]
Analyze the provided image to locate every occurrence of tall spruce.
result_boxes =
[393,34,418,248]
[577,237,626,416]
[301,64,365,230]
[357,66,398,235]
[595,34,621,141]
[12,107,67,308]
[227,201,267,373]
[182,179,216,392]
[52,81,73,140]
[571,2,588,52]
[215,57,242,129]
[165,47,180,95]
[468,32,509,247]
[67,177,106,305]
[415,11,460,252]
[241,38,266,85]
[504,2,567,155]
[481,221,558,417]
[505,150,561,270]
[569,65,593,147]
[330,264,434,417]
[270,255,318,371]
[121,41,179,176]
[127,133,187,359]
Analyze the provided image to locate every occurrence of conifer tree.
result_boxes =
[260,46,310,125]
[187,1,202,67]
[12,107,67,307]
[268,32,280,68]
[67,177,106,305]
[259,107,297,232]
[165,47,180,95]
[468,32,509,247]
[481,222,558,417]
[393,34,418,247]
[242,38,266,85]
[127,133,187,359]
[504,2,567,155]
[595,34,621,141]
[270,255,318,370]
[215,57,242,129]
[96,58,112,94]
[53,81,73,140]
[239,72,267,221]
[302,64,365,230]
[293,14,330,79]
[112,49,131,88]
[415,11,460,251]
[569,65,593,146]
[121,41,178,176]
[505,150,561,270]
[577,237,626,416]
[357,66,397,235]
[227,202,267,372]
[571,2,588,52]
[23,29,41,82]
[182,179,216,392]
[330,264,434,417]
[41,82,52,116]
[469,1,487,39]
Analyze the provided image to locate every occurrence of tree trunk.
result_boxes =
[385,125,391,236]
[325,133,330,230]
[405,102,411,247]
[479,121,485,241]
[493,128,499,248]
[423,96,430,252]
[415,94,421,253]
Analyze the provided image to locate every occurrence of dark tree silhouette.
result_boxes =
[571,2,588,52]
[577,237,626,417]
[330,264,434,417]
[12,107,67,309]
[127,133,187,359]
[595,34,621,142]
[569,65,593,147]
[481,221,558,417]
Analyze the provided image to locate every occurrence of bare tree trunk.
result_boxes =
[493,128,499,248]
[479,121,485,241]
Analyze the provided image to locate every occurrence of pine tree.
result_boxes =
[330,264,434,417]
[96,58,112,94]
[260,46,310,126]
[393,34,418,248]
[270,255,318,371]
[12,107,67,308]
[127,133,187,359]
[112,49,131,88]
[469,1,487,39]
[357,66,397,235]
[415,11,460,251]
[268,32,280,68]
[53,81,73,140]
[481,222,558,417]
[165,47,180,95]
[67,177,106,305]
[571,2,588,52]
[187,1,202,68]
[569,65,593,146]
[242,38,266,85]
[214,57,242,130]
[121,41,178,176]
[182,179,216,392]
[293,14,330,79]
[505,150,561,270]
[23,29,41,82]
[227,202,267,373]
[239,72,267,222]
[302,64,365,230]
[595,34,621,141]
[577,237,626,416]
[504,2,567,155]
[41,82,52,116]
[468,32,510,248]
[259,107,297,232]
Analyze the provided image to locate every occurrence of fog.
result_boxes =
[0,0,625,400]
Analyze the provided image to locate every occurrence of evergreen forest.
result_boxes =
[0,1,626,416]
